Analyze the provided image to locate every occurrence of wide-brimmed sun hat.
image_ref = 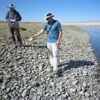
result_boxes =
[44,12,54,19]
[7,4,16,8]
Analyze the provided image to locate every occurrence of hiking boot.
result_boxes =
[12,44,17,48]
[18,43,23,47]
[52,69,59,77]
[53,68,63,77]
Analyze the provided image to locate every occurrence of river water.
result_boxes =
[78,25,100,66]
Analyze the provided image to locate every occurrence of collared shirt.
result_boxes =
[43,20,62,43]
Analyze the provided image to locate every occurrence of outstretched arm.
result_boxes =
[32,29,45,38]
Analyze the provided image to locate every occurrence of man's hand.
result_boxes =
[56,40,60,47]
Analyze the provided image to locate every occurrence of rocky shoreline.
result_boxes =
[0,25,100,100]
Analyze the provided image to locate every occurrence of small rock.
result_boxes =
[79,91,84,95]
[22,89,28,97]
[70,88,77,93]
[85,92,90,97]
[72,80,79,85]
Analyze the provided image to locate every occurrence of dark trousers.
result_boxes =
[9,27,22,45]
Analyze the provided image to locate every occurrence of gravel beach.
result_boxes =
[0,23,100,100]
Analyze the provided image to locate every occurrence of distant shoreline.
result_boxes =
[61,21,100,25]
[1,20,100,25]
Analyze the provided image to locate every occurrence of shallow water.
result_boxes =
[78,25,100,66]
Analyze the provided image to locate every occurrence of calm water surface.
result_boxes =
[78,25,100,66]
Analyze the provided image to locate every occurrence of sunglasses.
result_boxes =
[46,17,51,20]
[46,18,49,20]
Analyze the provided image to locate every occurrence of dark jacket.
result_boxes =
[6,10,22,21]
[6,10,22,28]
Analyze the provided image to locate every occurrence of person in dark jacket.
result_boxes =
[6,4,22,47]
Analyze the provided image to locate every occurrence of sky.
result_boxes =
[0,0,100,22]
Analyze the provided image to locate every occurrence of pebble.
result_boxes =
[22,89,28,97]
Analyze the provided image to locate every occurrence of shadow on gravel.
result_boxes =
[22,44,47,48]
[59,60,94,71]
